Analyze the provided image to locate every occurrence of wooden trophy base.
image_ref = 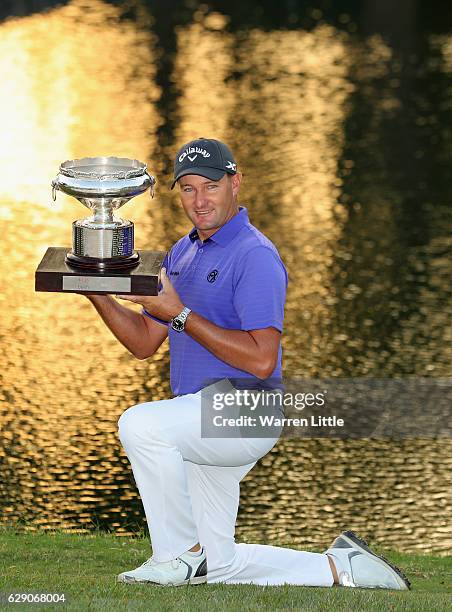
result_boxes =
[35,247,165,295]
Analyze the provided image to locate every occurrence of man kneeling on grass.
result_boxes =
[85,138,410,590]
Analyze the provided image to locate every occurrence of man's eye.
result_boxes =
[207,185,218,190]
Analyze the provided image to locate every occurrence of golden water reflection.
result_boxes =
[0,2,450,553]
[0,0,169,533]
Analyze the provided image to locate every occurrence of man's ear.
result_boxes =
[231,172,242,197]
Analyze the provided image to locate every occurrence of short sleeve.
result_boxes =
[142,251,170,327]
[233,246,288,332]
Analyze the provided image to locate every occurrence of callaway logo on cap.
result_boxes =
[171,138,238,189]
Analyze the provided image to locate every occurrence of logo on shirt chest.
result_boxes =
[207,269,219,283]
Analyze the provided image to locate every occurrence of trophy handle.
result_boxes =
[146,172,156,198]
[51,180,59,202]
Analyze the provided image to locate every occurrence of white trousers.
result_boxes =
[117,389,333,586]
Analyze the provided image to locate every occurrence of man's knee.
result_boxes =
[117,403,162,446]
[118,405,138,445]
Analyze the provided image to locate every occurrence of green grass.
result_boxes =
[0,528,450,611]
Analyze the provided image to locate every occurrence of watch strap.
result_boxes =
[171,306,192,331]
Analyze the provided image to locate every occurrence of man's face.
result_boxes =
[177,173,242,240]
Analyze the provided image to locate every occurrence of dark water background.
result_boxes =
[0,1,450,553]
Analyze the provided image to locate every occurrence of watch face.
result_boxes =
[172,318,184,332]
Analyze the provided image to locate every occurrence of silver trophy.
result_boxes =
[52,156,155,269]
[35,157,165,295]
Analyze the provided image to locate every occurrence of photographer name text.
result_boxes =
[213,415,345,427]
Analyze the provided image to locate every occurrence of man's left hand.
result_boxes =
[116,268,184,321]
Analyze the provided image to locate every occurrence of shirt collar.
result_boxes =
[188,206,249,246]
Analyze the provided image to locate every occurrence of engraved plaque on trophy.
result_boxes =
[35,157,165,295]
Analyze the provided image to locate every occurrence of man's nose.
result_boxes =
[194,191,208,208]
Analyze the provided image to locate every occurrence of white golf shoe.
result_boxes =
[117,547,207,586]
[325,530,410,590]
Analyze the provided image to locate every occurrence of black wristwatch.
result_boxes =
[171,307,192,332]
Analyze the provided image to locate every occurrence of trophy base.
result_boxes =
[65,251,140,271]
[35,247,165,295]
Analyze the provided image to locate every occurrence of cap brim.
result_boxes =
[171,167,226,189]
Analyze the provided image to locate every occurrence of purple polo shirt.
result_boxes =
[143,206,288,395]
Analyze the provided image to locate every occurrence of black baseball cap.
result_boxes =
[171,137,237,189]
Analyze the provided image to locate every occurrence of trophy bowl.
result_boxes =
[52,156,156,270]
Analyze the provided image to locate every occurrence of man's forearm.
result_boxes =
[86,295,156,358]
[184,311,273,379]
[112,268,278,372]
